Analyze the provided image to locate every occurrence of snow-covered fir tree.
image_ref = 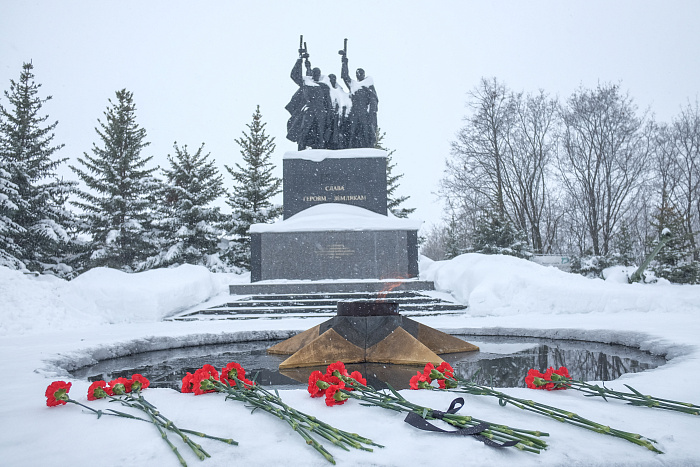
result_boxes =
[0,135,25,269]
[71,89,160,272]
[610,222,637,267]
[224,106,282,269]
[375,129,415,218]
[469,210,532,259]
[649,206,700,284]
[443,214,463,259]
[145,142,226,271]
[0,62,76,276]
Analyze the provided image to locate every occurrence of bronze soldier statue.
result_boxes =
[340,40,378,148]
[285,37,333,150]
[325,73,351,149]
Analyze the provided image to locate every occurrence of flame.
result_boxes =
[377,276,406,301]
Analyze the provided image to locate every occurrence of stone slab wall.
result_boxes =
[251,230,418,281]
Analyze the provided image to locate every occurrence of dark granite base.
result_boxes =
[250,229,418,282]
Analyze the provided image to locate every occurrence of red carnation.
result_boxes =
[409,371,432,390]
[325,361,349,378]
[422,362,435,381]
[437,376,458,389]
[192,366,219,395]
[307,371,328,397]
[221,362,246,386]
[525,369,554,390]
[45,381,72,407]
[238,378,256,389]
[324,379,348,406]
[436,362,455,379]
[347,370,367,388]
[108,377,133,395]
[87,380,112,401]
[181,372,195,393]
[200,364,220,381]
[130,374,150,392]
[544,367,570,390]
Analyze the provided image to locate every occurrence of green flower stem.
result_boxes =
[241,383,379,453]
[67,398,102,414]
[108,394,208,460]
[74,391,238,465]
[210,377,381,464]
[98,405,236,444]
[130,392,210,460]
[76,391,238,467]
[452,381,663,454]
[141,399,189,467]
[560,379,700,415]
[176,428,237,445]
[267,404,337,464]
[337,380,548,454]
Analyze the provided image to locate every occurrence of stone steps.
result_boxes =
[229,280,435,295]
[166,290,467,321]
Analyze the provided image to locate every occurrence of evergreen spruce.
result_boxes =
[224,106,282,268]
[443,214,463,259]
[71,89,160,272]
[146,142,226,270]
[649,206,700,284]
[0,136,25,269]
[610,222,636,267]
[375,129,415,218]
[0,62,76,275]
[469,210,532,259]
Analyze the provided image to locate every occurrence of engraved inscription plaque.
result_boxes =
[283,154,387,218]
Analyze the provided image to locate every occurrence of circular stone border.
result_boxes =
[45,326,691,378]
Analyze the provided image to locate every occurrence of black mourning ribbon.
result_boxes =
[404,397,519,448]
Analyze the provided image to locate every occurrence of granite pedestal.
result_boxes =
[250,204,421,282]
[249,149,422,283]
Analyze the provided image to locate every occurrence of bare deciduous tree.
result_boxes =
[441,79,561,254]
[446,78,513,218]
[557,83,649,255]
[669,100,700,259]
[504,90,558,253]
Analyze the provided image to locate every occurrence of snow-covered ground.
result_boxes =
[1,254,699,466]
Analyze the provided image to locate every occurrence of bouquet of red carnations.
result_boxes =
[526,366,700,415]
[181,361,381,464]
[409,362,663,453]
[307,361,549,454]
[46,374,236,467]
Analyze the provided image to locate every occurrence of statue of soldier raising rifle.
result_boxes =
[285,35,332,150]
[340,38,378,148]
[285,37,378,150]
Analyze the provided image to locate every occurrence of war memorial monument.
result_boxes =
[243,38,424,287]
[227,38,477,368]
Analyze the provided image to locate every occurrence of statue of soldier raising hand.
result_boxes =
[285,37,332,150]
[340,41,378,148]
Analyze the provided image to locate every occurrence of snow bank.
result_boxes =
[0,265,234,336]
[421,253,700,316]
[3,255,700,466]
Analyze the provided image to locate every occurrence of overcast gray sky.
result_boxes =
[2,1,699,229]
